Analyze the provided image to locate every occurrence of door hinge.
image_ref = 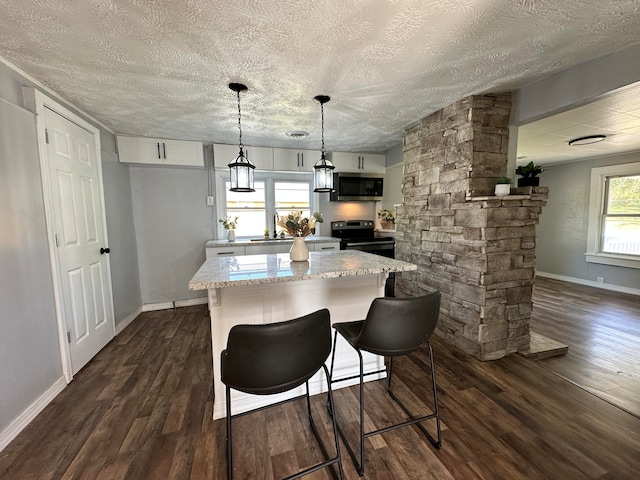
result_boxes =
[55,234,61,247]
[45,128,49,144]
[66,331,71,343]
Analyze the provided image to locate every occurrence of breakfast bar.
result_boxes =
[188,250,417,419]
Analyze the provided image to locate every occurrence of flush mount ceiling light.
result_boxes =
[568,134,607,146]
[313,95,335,193]
[286,130,309,138]
[227,82,255,192]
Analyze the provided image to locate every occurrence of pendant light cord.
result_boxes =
[320,102,325,159]
[236,90,243,149]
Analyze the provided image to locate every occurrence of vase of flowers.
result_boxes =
[378,209,395,230]
[277,211,324,261]
[219,216,239,242]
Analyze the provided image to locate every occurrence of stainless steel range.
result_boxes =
[331,220,396,295]
[330,220,395,258]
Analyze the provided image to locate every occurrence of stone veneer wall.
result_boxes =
[395,93,548,361]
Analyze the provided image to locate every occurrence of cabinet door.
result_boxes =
[273,148,321,172]
[117,136,163,164]
[245,242,292,255]
[330,152,386,173]
[312,241,340,252]
[244,146,274,170]
[162,139,204,167]
[359,154,386,174]
[214,144,273,170]
[206,246,245,258]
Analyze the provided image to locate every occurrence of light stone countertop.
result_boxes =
[205,236,339,247]
[188,250,417,290]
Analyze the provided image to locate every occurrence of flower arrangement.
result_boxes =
[377,209,395,224]
[277,211,323,237]
[219,216,239,230]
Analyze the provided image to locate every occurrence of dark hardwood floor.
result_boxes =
[1,293,640,479]
[531,277,640,417]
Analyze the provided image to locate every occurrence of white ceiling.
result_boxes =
[2,0,640,155]
[517,81,640,166]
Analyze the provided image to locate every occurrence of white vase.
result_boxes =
[494,184,511,197]
[227,229,236,242]
[289,237,309,262]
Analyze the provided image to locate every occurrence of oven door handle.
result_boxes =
[345,241,394,247]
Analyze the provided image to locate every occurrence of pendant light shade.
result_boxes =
[313,95,335,193]
[228,83,255,192]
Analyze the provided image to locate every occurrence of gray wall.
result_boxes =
[0,99,62,434]
[0,61,140,437]
[536,153,640,290]
[129,164,214,305]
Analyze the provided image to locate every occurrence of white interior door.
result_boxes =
[43,106,115,375]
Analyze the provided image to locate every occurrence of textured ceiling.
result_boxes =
[518,81,640,166]
[2,0,640,153]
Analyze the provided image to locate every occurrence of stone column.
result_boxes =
[396,93,548,361]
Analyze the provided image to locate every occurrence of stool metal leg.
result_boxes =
[226,386,233,480]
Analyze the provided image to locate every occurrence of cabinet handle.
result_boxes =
[163,142,166,159]
[301,152,304,167]
[157,142,161,159]
[100,247,110,254]
[217,251,235,255]
[297,153,300,167]
[320,246,335,250]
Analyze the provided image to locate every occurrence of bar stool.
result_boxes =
[328,293,442,475]
[221,309,344,480]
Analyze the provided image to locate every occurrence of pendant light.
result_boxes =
[313,95,335,193]
[228,82,255,192]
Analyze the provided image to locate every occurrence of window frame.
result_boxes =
[586,162,640,269]
[216,171,317,238]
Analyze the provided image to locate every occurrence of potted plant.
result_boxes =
[219,215,239,242]
[494,177,511,197]
[377,209,395,230]
[515,161,543,187]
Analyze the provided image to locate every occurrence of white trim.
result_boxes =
[142,302,175,312]
[115,307,142,335]
[174,297,208,308]
[586,162,640,268]
[0,55,114,134]
[25,88,116,382]
[536,271,640,296]
[585,253,640,269]
[0,377,66,452]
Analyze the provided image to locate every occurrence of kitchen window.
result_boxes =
[220,174,314,237]
[586,162,640,269]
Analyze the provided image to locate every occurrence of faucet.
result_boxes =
[273,212,278,238]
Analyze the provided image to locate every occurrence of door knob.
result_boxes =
[100,247,110,255]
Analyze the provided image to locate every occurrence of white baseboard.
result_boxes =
[536,271,640,296]
[142,298,208,312]
[0,377,67,453]
[141,301,175,312]
[115,307,142,335]
[174,297,207,308]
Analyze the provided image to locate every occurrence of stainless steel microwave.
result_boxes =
[330,173,384,201]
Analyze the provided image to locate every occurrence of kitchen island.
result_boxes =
[189,250,417,419]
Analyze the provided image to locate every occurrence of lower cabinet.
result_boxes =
[245,243,291,255]
[205,246,245,259]
[311,242,340,252]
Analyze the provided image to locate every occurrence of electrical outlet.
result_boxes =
[206,196,214,206]
[596,276,604,283]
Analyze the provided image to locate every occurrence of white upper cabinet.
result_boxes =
[213,143,274,170]
[330,152,386,174]
[272,148,320,172]
[117,135,204,167]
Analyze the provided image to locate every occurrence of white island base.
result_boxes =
[188,250,418,420]
[208,274,387,419]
